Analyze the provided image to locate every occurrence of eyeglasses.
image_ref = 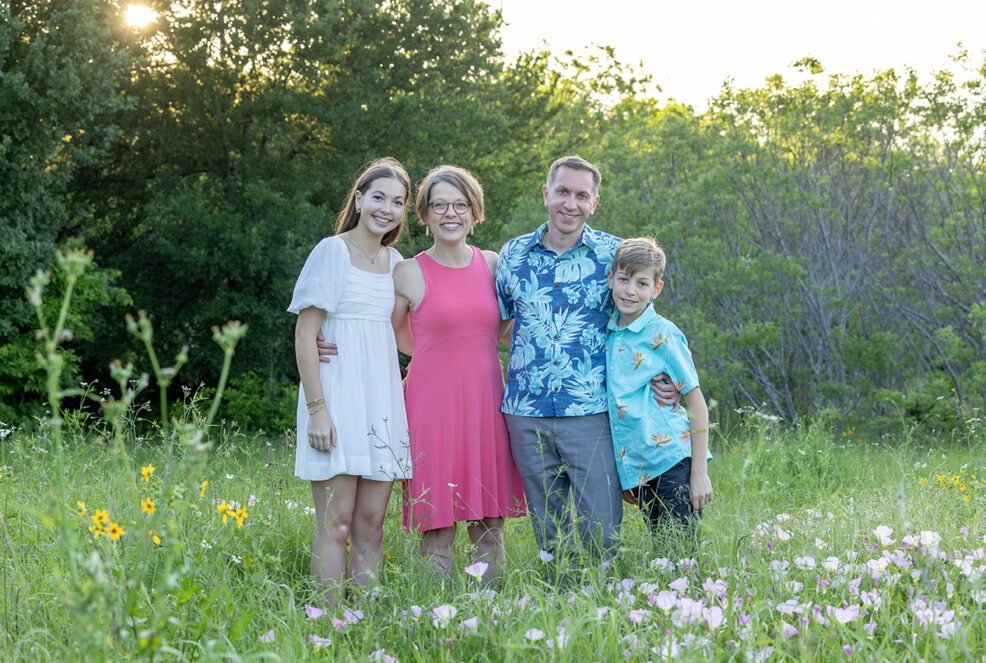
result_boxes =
[429,201,470,215]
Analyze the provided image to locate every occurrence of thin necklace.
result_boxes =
[346,236,381,264]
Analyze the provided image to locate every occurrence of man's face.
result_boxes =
[542,166,599,238]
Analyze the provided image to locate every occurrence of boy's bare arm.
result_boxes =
[683,387,712,513]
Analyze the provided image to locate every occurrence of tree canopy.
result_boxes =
[2,1,983,435]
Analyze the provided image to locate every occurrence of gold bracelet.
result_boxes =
[306,397,325,407]
[308,404,325,416]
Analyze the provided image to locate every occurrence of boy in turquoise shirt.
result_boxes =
[605,237,713,531]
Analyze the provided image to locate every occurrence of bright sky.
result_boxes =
[496,0,986,109]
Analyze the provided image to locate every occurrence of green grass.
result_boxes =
[2,417,984,661]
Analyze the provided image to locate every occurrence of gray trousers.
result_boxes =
[504,412,622,556]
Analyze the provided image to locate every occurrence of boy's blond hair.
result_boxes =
[611,237,666,282]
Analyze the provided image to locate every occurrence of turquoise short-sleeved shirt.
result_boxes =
[605,306,711,490]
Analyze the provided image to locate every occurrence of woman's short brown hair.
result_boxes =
[415,165,485,224]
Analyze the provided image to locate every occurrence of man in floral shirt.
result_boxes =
[496,156,675,556]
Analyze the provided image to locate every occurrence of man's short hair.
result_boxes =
[612,237,666,282]
[546,155,601,194]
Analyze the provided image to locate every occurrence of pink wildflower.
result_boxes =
[432,605,457,628]
[703,606,725,629]
[655,590,677,612]
[873,525,895,546]
[309,635,331,648]
[370,650,399,663]
[832,604,861,624]
[464,561,488,580]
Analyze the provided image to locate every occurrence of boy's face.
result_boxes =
[607,267,663,326]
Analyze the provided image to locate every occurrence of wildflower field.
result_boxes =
[3,252,985,661]
[2,415,985,662]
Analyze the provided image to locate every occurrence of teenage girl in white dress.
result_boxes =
[288,157,412,605]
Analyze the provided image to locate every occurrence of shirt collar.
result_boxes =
[607,303,658,333]
[525,222,601,253]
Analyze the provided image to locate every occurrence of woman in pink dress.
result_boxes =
[393,165,526,579]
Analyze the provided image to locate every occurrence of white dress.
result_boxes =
[288,236,411,482]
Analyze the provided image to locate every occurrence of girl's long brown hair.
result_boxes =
[333,157,411,247]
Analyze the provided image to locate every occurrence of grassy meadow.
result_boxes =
[2,412,985,662]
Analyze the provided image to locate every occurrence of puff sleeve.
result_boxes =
[287,237,348,315]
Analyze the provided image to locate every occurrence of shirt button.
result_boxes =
[553,361,558,365]
[553,308,559,313]
[554,283,559,288]
[553,334,559,340]
[554,387,559,391]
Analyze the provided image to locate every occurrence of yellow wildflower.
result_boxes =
[140,464,155,481]
[108,522,125,541]
[200,479,209,498]
[91,509,110,527]
[76,501,87,516]
[140,498,155,515]
[917,477,928,487]
[89,524,103,539]
[217,500,230,524]
[149,530,161,545]
[234,507,248,528]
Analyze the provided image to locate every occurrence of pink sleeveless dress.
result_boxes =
[402,247,526,531]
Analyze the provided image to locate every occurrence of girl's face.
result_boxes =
[354,177,407,238]
[423,181,474,241]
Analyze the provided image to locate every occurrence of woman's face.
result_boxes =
[423,181,474,242]
[354,177,406,238]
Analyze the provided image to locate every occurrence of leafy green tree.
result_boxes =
[0,1,133,421]
[74,0,556,416]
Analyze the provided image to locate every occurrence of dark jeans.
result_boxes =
[633,457,699,533]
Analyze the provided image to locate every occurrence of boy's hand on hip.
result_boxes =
[690,467,712,514]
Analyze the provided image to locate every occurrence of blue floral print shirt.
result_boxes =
[496,223,621,417]
[605,305,711,490]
